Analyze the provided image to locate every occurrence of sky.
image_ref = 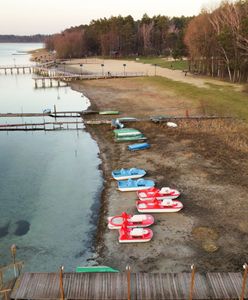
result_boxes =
[0,0,223,35]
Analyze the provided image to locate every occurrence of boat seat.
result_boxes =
[160,187,172,194]
[129,215,146,222]
[130,228,148,236]
[162,199,173,206]
[138,203,147,209]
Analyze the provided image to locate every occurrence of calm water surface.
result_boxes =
[0,43,103,271]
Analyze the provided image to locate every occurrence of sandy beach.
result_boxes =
[71,75,248,273]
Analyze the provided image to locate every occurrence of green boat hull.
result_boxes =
[76,266,119,273]
[115,134,147,142]
[99,111,119,115]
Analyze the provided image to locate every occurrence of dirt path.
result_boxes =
[68,58,242,90]
[74,78,248,272]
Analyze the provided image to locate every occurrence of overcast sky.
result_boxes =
[1,0,223,35]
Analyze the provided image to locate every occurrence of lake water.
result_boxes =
[0,43,103,272]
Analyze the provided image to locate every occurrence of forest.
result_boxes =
[46,0,248,82]
[0,34,47,43]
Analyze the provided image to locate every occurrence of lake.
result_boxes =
[0,43,103,272]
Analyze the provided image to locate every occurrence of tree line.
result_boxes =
[184,0,248,82]
[46,0,248,82]
[45,14,190,59]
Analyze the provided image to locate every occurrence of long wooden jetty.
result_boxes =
[0,65,34,74]
[10,271,248,300]
[0,121,84,131]
[33,72,146,88]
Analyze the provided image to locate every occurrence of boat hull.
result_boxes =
[119,228,153,243]
[136,200,183,213]
[108,214,154,229]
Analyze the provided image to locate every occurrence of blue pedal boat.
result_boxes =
[128,142,150,151]
[118,178,155,191]
[112,168,146,180]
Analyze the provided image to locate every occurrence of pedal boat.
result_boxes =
[137,198,183,213]
[119,225,153,243]
[108,212,154,229]
[137,187,180,200]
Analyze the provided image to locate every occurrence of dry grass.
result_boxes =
[175,119,248,153]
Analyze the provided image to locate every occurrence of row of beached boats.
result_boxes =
[113,128,150,151]
[108,167,183,243]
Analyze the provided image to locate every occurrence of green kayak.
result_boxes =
[99,111,119,115]
[115,134,147,142]
[114,128,142,137]
[76,266,119,273]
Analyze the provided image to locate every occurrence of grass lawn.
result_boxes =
[142,76,248,120]
[125,57,189,71]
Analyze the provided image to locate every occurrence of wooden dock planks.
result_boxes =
[10,272,248,300]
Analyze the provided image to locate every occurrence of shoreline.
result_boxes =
[71,78,248,272]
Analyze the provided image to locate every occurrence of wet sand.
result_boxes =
[72,77,248,272]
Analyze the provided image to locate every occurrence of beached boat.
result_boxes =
[112,168,146,180]
[117,178,155,191]
[128,142,150,151]
[137,187,180,200]
[114,128,141,137]
[108,212,154,229]
[99,111,119,115]
[111,119,124,129]
[76,266,119,273]
[119,225,153,243]
[137,198,183,213]
[115,134,147,142]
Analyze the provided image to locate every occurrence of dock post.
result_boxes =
[189,264,196,300]
[58,80,60,87]
[11,68,13,75]
[126,265,131,300]
[50,79,52,87]
[35,80,38,89]
[42,79,45,88]
[54,105,57,119]
[29,68,31,73]
[10,244,17,278]
[59,266,65,300]
[23,68,25,74]
[240,263,248,300]
[4,69,7,75]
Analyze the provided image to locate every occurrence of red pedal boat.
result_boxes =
[119,224,153,243]
[108,212,154,229]
[137,198,183,213]
[137,187,180,201]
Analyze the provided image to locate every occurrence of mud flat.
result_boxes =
[73,77,248,272]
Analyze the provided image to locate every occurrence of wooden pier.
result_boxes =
[0,121,84,131]
[32,71,146,88]
[0,65,34,75]
[10,271,248,300]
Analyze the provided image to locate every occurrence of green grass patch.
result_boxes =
[140,76,248,120]
[134,57,188,71]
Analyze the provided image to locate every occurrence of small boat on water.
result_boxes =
[137,187,180,200]
[128,142,150,151]
[114,128,141,137]
[108,212,154,229]
[76,266,119,273]
[115,134,147,142]
[112,168,146,180]
[137,198,183,213]
[118,178,155,191]
[119,224,153,243]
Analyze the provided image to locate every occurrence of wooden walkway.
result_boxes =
[10,272,248,300]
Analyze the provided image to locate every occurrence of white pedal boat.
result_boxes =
[108,212,154,229]
[137,198,183,213]
[137,187,180,200]
[119,226,153,243]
